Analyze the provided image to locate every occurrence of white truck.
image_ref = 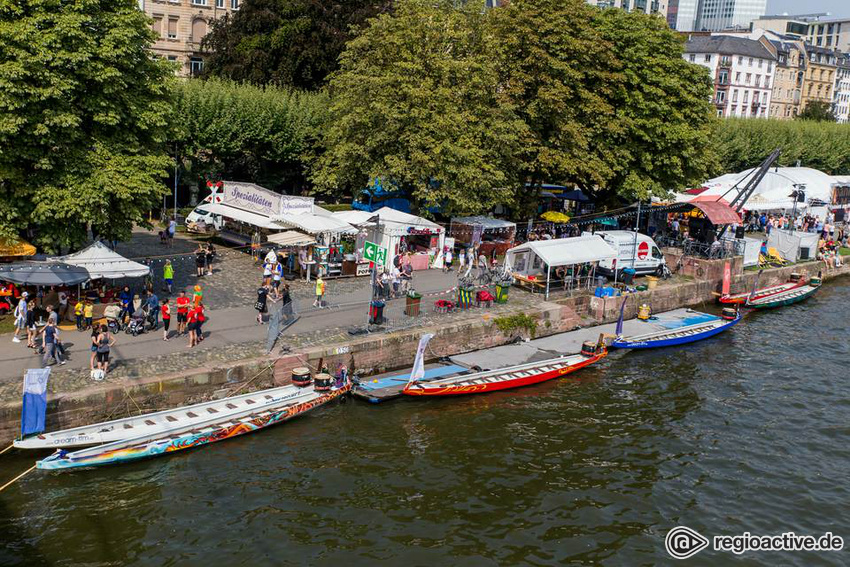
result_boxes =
[585,230,667,278]
[185,206,224,233]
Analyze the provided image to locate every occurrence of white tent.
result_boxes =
[272,211,355,235]
[266,230,316,247]
[347,207,445,269]
[505,235,617,299]
[53,241,150,279]
[766,230,819,262]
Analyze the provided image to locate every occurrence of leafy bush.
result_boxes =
[494,313,538,338]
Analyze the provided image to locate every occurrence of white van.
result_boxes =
[185,206,224,232]
[585,230,666,277]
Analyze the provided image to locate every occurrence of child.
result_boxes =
[83,300,94,331]
[74,298,85,330]
[314,276,325,308]
[192,284,203,308]
[163,259,174,294]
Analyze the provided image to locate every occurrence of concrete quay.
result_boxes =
[0,257,846,443]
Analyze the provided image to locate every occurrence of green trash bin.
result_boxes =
[405,291,422,317]
[495,284,510,304]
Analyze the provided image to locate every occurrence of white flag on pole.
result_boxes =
[408,333,434,385]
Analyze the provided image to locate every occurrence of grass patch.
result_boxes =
[494,313,538,338]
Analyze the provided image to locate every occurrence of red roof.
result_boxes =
[690,201,741,225]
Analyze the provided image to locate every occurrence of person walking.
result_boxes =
[281,283,294,324]
[457,246,466,273]
[25,301,37,349]
[167,218,177,247]
[118,286,133,323]
[74,298,84,330]
[161,298,172,341]
[41,320,66,366]
[205,243,215,276]
[271,261,283,298]
[176,290,190,334]
[84,300,94,331]
[256,284,269,324]
[146,291,160,330]
[12,292,28,343]
[195,302,206,343]
[163,259,174,294]
[90,325,99,370]
[313,275,325,308]
[95,324,115,375]
[443,247,452,273]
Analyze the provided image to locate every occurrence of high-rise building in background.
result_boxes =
[138,0,238,77]
[753,14,850,53]
[668,0,766,32]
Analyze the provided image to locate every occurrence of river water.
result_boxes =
[1,279,848,566]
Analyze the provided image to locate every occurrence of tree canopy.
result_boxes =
[0,0,174,251]
[311,0,526,214]
[797,100,837,122]
[172,79,327,194]
[202,0,393,91]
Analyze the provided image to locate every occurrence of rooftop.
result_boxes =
[684,35,776,60]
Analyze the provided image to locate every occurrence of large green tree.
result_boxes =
[0,0,173,251]
[172,79,327,194]
[589,8,717,200]
[311,0,526,213]
[797,100,837,122]
[490,0,717,205]
[202,0,393,91]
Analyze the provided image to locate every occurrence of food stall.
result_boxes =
[449,216,516,258]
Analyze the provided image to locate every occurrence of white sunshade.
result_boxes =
[53,241,150,279]
[506,235,617,268]
[372,206,442,235]
[203,203,286,230]
[273,212,356,235]
[266,230,316,247]
[332,210,378,226]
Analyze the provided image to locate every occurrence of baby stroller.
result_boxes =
[103,304,123,334]
[125,307,149,336]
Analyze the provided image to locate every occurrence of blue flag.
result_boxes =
[21,368,50,438]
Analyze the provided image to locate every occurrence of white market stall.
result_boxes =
[53,241,150,279]
[505,235,617,299]
[333,207,445,270]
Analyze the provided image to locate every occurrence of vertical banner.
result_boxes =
[21,368,50,437]
[408,333,434,385]
[722,261,731,296]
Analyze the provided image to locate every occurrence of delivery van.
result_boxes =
[585,230,667,278]
[185,206,224,232]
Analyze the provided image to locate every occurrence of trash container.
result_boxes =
[405,292,422,317]
[495,283,510,304]
[457,286,474,310]
[369,300,385,324]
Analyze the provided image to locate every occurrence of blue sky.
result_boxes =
[766,0,850,18]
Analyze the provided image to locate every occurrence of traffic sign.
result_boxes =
[364,241,377,262]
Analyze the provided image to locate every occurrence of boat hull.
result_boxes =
[402,352,605,397]
[611,316,741,349]
[746,284,819,309]
[719,281,804,305]
[37,384,350,470]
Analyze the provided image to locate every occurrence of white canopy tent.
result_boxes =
[768,230,819,262]
[266,230,316,247]
[203,202,287,230]
[505,235,617,299]
[52,241,150,279]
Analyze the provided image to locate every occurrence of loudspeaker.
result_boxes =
[800,248,810,260]
[735,226,745,239]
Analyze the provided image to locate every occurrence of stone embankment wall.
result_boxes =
[1,259,845,442]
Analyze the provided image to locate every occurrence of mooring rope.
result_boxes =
[0,465,36,493]
[0,443,13,456]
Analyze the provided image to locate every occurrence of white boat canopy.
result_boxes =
[52,241,150,279]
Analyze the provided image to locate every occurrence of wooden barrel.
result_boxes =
[314,373,333,392]
[292,367,312,387]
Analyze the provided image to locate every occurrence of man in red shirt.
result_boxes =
[186,305,198,348]
[176,290,190,335]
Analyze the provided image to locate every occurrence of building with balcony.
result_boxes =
[684,34,776,118]
[801,45,838,112]
[767,37,806,119]
[832,54,850,123]
[139,0,238,77]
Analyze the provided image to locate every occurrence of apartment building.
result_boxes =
[801,45,838,111]
[835,54,850,123]
[139,0,238,77]
[585,0,669,16]
[684,34,776,118]
[767,37,806,119]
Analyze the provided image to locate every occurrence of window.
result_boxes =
[231,0,239,8]
[738,56,743,65]
[764,76,770,89]
[652,247,663,260]
[754,75,760,87]
[758,59,763,68]
[767,62,772,72]
[167,55,177,62]
[743,91,749,104]
[191,18,207,42]
[704,54,711,63]
[689,54,696,62]
[191,0,206,5]
[216,0,224,7]
[763,92,768,103]
[152,16,162,37]
[190,57,204,77]
[716,91,725,103]
[735,72,741,82]
[732,89,738,102]
[719,70,728,84]
[167,17,177,39]
[748,57,753,66]
[745,73,751,85]
[731,105,737,115]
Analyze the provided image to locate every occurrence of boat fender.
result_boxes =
[721,307,738,321]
